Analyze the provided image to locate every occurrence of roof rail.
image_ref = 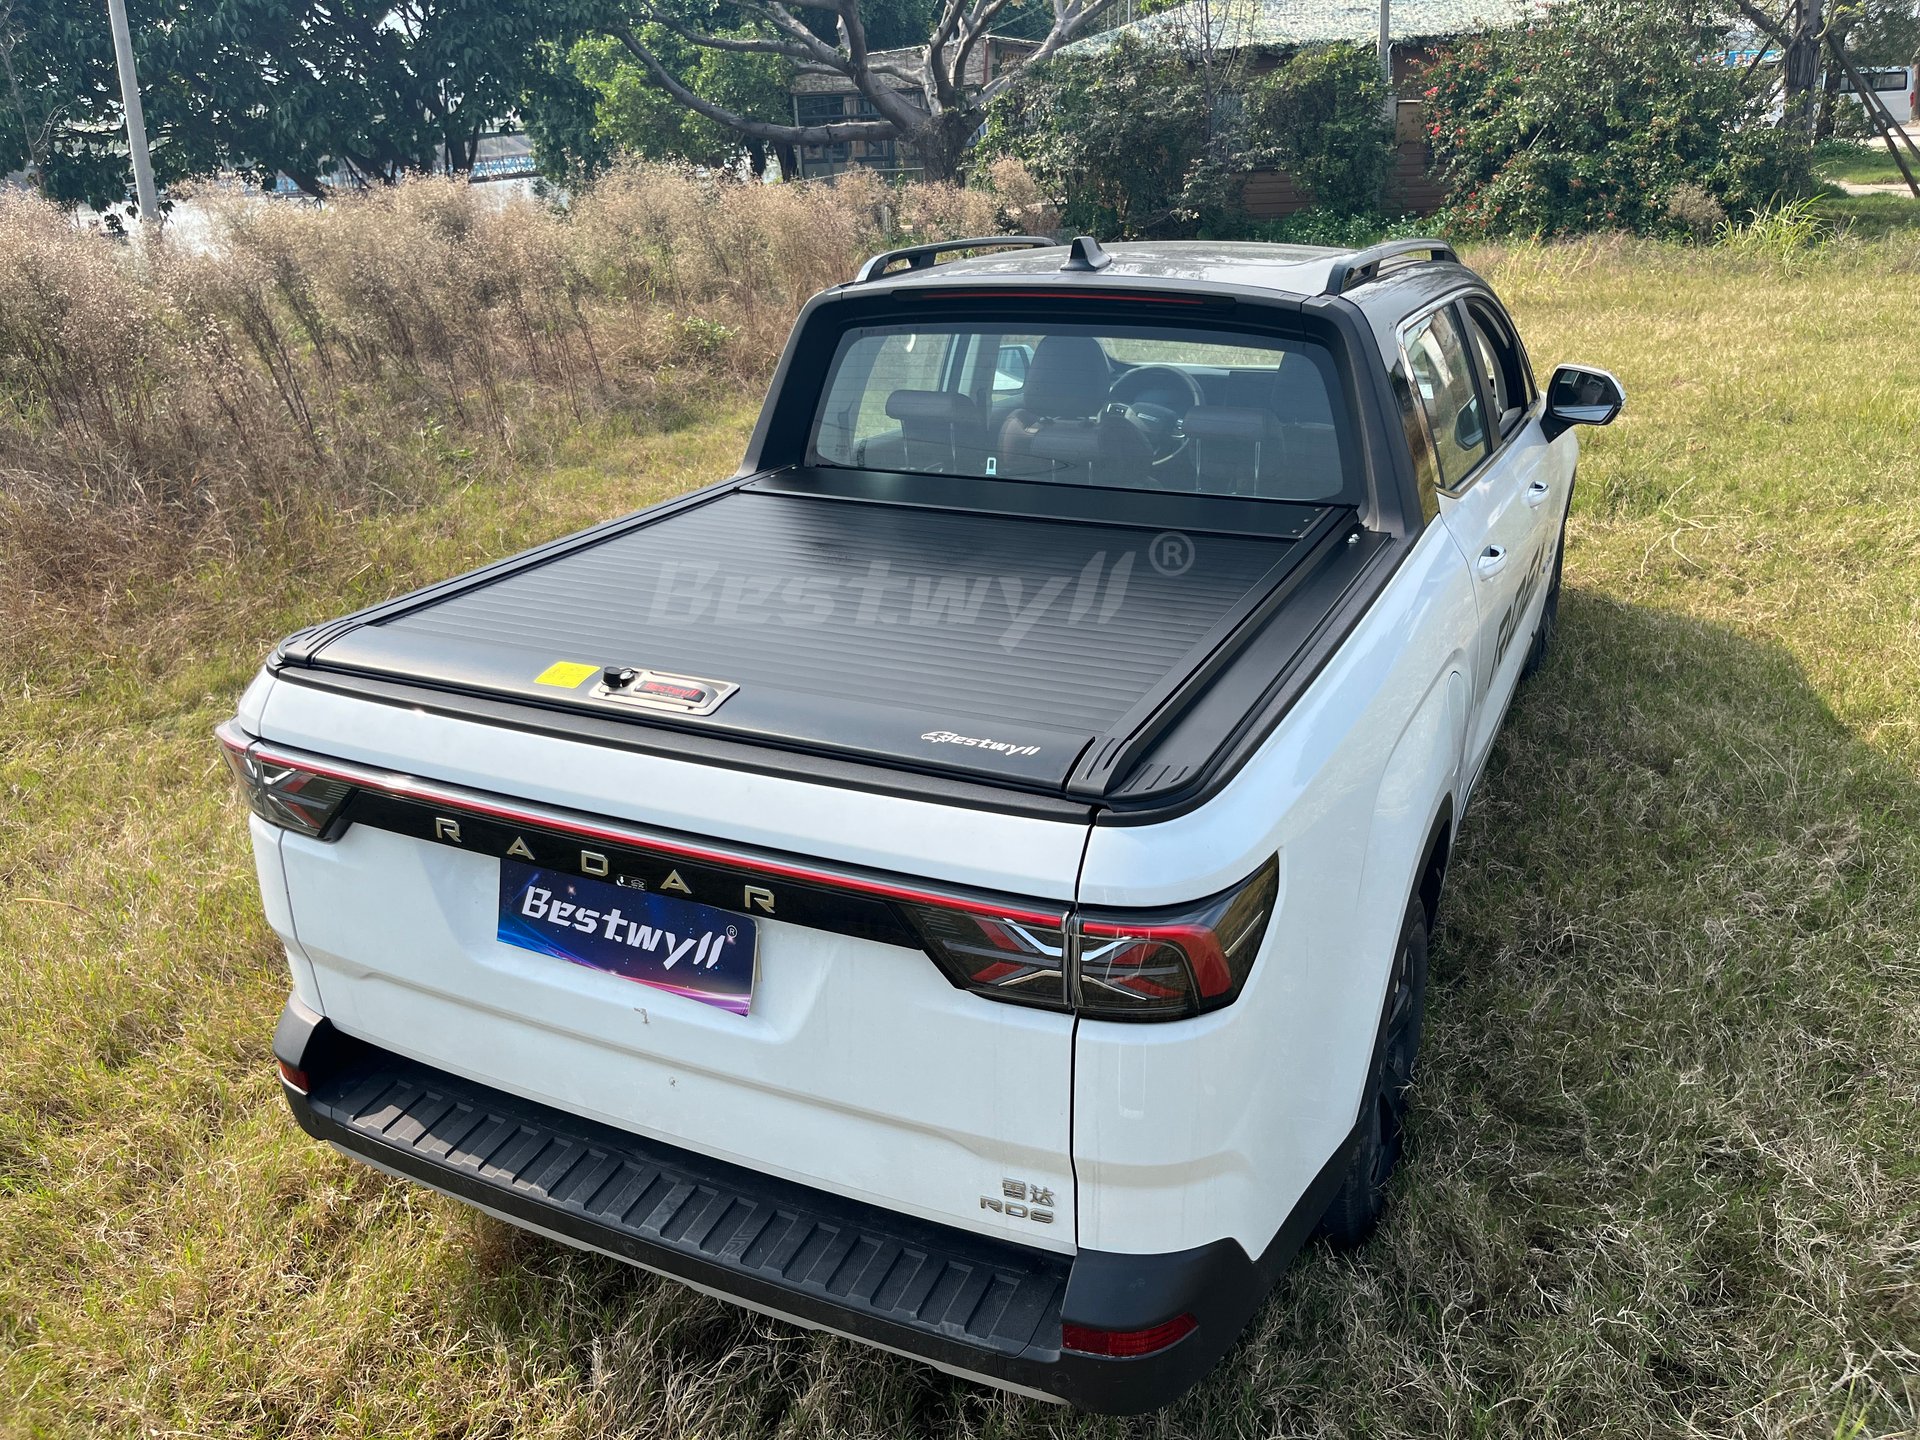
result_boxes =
[853,235,1055,285]
[1322,239,1460,296]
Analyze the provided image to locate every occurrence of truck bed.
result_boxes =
[279,469,1386,802]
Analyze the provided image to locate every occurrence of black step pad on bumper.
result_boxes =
[304,1049,1067,1356]
[276,1000,1296,1413]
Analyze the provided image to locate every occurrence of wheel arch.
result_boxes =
[1415,799,1454,932]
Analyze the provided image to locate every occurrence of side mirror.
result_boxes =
[1455,401,1486,452]
[1543,364,1626,439]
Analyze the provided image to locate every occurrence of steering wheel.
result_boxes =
[1106,365,1205,466]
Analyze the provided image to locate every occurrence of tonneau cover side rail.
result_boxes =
[1066,507,1354,797]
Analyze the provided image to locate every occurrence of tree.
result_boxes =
[0,0,133,208]
[1734,0,1919,140]
[0,0,599,208]
[1837,0,1920,64]
[598,0,1127,181]
[983,31,1214,235]
[543,29,797,176]
[521,38,623,183]
[1243,43,1391,216]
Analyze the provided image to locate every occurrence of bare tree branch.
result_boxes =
[609,23,895,143]
[1731,1,1792,46]
[607,0,1126,179]
[632,9,827,62]
[974,0,1128,106]
[951,0,1024,98]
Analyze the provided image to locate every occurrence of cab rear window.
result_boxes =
[809,321,1360,503]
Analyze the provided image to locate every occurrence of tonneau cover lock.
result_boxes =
[590,666,738,716]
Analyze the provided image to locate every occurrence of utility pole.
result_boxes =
[104,0,159,224]
[1379,0,1394,122]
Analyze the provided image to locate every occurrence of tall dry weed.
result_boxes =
[0,166,1020,620]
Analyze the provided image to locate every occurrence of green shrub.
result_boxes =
[981,32,1216,237]
[1244,45,1393,216]
[1230,208,1432,247]
[983,37,1397,238]
[1423,0,1814,237]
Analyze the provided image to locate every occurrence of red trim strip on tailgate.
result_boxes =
[217,721,1068,927]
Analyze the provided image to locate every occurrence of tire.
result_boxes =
[1520,521,1565,681]
[1317,896,1429,1249]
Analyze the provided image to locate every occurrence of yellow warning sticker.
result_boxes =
[533,660,599,689]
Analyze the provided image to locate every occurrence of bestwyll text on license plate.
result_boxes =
[497,859,756,1014]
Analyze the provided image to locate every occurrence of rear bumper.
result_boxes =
[274,996,1334,1413]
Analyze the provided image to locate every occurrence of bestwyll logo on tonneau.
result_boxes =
[920,729,1043,759]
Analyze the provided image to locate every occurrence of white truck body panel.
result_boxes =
[244,427,1578,1268]
[254,677,1088,1251]
[1073,519,1478,1255]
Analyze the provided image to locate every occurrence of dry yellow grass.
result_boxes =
[1,228,1916,1439]
[0,167,1013,647]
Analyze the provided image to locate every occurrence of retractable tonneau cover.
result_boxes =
[275,468,1377,800]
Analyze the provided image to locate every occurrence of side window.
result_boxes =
[1464,299,1533,436]
[1403,307,1489,490]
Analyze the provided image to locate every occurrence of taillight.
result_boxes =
[217,721,353,839]
[1061,1313,1197,1357]
[909,858,1276,1019]
[1075,857,1278,1020]
[901,902,1071,1009]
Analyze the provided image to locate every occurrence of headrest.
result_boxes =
[1182,406,1280,443]
[1270,358,1336,426]
[1021,336,1111,419]
[886,389,981,424]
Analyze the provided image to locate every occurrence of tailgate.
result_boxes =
[257,676,1090,1249]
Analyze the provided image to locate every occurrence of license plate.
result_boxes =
[497,858,757,1015]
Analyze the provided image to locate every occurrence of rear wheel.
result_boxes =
[1521,522,1566,680]
[1317,897,1428,1248]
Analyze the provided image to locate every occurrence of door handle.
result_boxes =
[1476,545,1508,578]
[1524,480,1552,507]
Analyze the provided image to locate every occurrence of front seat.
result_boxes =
[998,336,1152,487]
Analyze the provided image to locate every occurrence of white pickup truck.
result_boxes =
[221,236,1623,1413]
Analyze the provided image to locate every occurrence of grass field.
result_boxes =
[1815,140,1920,188]
[3,237,1918,1439]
